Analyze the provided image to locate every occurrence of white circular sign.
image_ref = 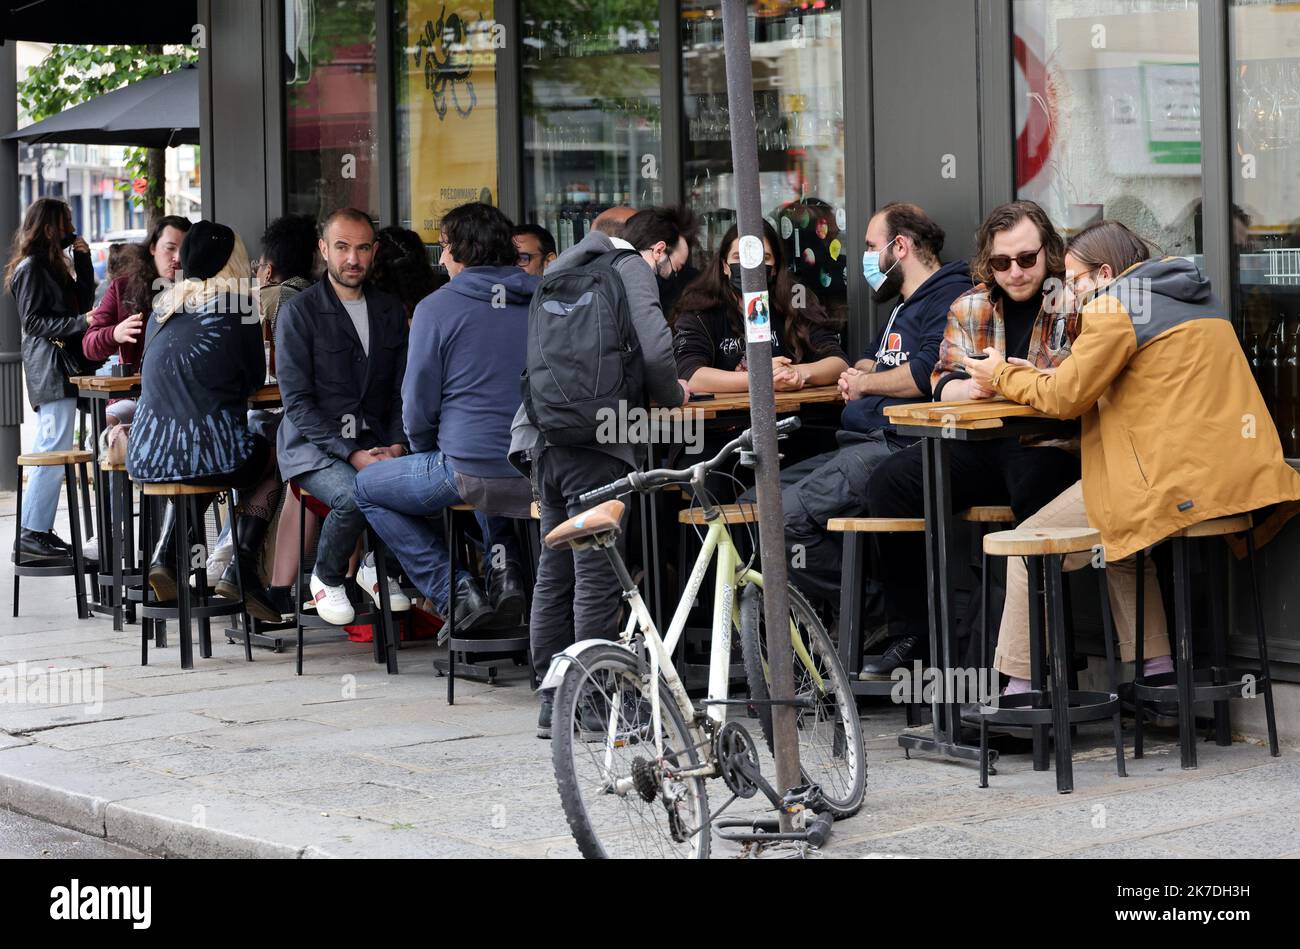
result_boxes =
[738,234,765,270]
[835,207,846,229]
[779,215,793,240]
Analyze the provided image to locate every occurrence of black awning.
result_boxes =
[4,65,197,147]
[1,1,200,44]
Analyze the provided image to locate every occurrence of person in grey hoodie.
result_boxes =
[355,203,538,633]
[509,206,695,738]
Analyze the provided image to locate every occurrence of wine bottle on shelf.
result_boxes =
[1285,316,1300,457]
[1268,316,1285,435]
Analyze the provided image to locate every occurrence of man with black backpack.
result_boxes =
[510,206,695,738]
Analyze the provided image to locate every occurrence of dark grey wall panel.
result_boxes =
[199,0,279,248]
[870,0,983,265]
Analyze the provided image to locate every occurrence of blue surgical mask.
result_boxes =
[862,244,901,292]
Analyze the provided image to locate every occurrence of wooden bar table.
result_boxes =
[71,373,142,623]
[882,397,1062,771]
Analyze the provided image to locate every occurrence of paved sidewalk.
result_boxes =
[2,499,1299,858]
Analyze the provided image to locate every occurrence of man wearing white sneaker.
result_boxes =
[275,207,410,625]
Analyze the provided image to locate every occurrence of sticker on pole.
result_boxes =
[738,234,765,270]
[744,290,771,343]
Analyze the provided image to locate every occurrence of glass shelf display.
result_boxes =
[521,2,664,254]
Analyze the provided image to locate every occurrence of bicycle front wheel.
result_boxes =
[739,582,867,818]
[552,643,711,859]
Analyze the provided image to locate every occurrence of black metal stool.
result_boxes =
[1133,514,1279,769]
[98,459,141,631]
[12,450,93,620]
[831,515,927,726]
[977,526,1126,793]
[139,482,250,669]
[290,484,398,677]
[437,503,532,705]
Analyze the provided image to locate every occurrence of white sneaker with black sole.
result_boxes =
[308,573,355,626]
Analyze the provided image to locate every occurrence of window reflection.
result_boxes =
[1231,0,1300,457]
[521,2,663,254]
[1013,1,1203,256]
[285,0,380,220]
[681,0,846,328]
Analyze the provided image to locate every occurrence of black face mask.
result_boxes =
[59,232,76,250]
[728,265,775,297]
[871,245,904,303]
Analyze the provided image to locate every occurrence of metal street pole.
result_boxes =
[720,0,801,831]
[0,43,23,492]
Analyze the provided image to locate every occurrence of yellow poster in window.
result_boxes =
[402,1,499,243]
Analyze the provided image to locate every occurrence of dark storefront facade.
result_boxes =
[198,0,1300,684]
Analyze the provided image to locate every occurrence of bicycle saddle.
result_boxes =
[544,500,626,550]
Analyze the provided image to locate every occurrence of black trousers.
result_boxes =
[530,446,632,681]
[865,438,1081,642]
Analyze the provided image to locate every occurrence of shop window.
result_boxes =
[394,1,500,247]
[1013,1,1203,256]
[681,0,846,327]
[520,1,663,254]
[285,0,380,222]
[1230,0,1300,457]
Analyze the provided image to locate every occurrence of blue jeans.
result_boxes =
[354,451,516,614]
[22,396,77,532]
[294,458,369,587]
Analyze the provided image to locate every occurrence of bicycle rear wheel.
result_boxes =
[739,582,867,818]
[552,643,711,859]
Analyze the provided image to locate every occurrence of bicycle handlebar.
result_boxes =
[577,416,802,506]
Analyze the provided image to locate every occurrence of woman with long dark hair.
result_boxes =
[672,219,848,393]
[84,214,192,427]
[4,197,95,563]
[370,225,444,321]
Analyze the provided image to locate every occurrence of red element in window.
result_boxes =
[1014,33,1054,191]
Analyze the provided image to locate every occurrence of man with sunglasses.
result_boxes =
[859,200,1082,678]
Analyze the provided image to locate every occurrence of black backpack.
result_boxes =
[522,249,645,447]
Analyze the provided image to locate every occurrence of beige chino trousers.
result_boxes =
[993,480,1171,679]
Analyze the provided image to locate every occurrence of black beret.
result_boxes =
[180,220,236,281]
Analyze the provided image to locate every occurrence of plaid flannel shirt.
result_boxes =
[930,283,1077,397]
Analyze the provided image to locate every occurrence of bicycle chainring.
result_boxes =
[716,721,761,799]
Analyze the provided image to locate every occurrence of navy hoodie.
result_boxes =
[841,260,973,432]
[404,265,540,478]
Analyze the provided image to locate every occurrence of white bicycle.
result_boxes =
[541,418,866,858]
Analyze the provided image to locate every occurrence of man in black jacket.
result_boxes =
[275,208,409,626]
[774,204,972,621]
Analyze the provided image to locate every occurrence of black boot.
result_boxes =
[215,515,281,623]
[487,560,526,628]
[148,501,179,602]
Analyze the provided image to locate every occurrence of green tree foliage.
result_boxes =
[16,44,198,225]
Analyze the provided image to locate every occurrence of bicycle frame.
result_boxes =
[591,509,825,780]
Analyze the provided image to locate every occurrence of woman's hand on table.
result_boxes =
[773,366,806,391]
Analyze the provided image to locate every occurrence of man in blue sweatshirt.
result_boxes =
[779,203,972,615]
[355,203,539,633]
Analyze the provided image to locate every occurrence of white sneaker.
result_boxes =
[357,562,411,612]
[206,541,233,585]
[82,538,99,562]
[308,573,355,626]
